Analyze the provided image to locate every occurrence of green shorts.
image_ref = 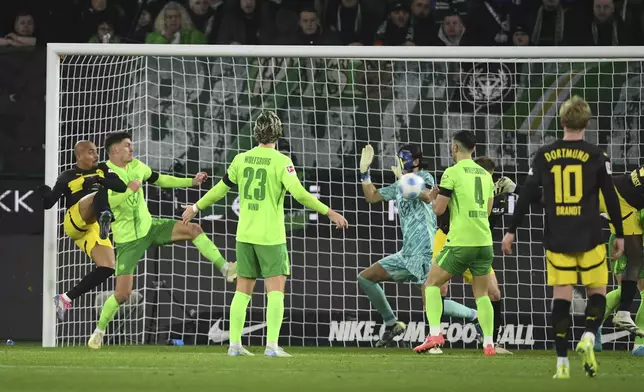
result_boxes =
[435,245,494,277]
[115,218,176,276]
[608,234,644,279]
[236,242,290,279]
[378,252,431,284]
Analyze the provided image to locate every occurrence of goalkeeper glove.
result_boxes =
[494,176,516,196]
[391,156,403,180]
[360,144,374,183]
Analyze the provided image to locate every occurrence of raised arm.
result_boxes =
[147,171,200,189]
[597,156,623,238]
[39,176,66,210]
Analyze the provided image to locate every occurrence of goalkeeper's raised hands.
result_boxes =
[494,176,516,196]
[360,144,374,174]
[391,156,403,180]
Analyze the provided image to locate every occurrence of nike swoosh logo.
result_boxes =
[601,330,631,343]
[208,318,268,343]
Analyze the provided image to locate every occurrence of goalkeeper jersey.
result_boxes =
[226,147,329,245]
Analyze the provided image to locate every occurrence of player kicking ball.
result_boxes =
[87,132,236,349]
[39,140,127,321]
[183,111,348,357]
[413,131,497,356]
[432,155,516,354]
[502,96,624,379]
[358,143,478,349]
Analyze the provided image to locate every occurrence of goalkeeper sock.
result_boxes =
[551,299,571,358]
[229,291,251,344]
[443,299,476,320]
[266,291,285,344]
[492,300,502,342]
[604,287,621,321]
[357,275,396,326]
[97,294,120,331]
[192,233,226,270]
[424,286,442,336]
[635,290,644,346]
[476,296,494,342]
[66,267,114,301]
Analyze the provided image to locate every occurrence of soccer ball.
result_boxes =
[398,173,425,199]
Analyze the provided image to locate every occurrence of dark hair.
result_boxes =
[474,156,496,173]
[452,130,476,151]
[299,5,318,16]
[105,131,132,154]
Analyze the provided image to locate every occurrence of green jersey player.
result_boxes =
[87,132,236,349]
[414,130,497,356]
[359,143,478,348]
[182,111,348,357]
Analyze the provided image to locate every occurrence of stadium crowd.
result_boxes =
[0,0,643,48]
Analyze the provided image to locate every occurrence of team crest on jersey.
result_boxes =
[285,165,296,175]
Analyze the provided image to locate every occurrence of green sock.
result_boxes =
[424,286,442,335]
[635,290,644,345]
[476,295,494,339]
[229,292,251,344]
[97,295,120,331]
[193,232,226,270]
[604,287,621,322]
[266,291,285,344]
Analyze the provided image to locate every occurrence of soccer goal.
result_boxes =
[43,44,644,350]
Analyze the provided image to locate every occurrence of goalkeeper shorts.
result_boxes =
[545,244,607,287]
[599,188,642,235]
[64,203,112,258]
[378,252,431,284]
[608,234,644,279]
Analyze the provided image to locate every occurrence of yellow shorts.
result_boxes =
[599,188,641,235]
[63,203,112,258]
[545,244,607,287]
[433,228,495,283]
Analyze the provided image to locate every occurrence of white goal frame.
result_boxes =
[43,44,644,347]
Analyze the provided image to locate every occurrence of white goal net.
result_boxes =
[44,45,644,350]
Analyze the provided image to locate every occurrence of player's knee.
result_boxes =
[488,286,501,301]
[188,223,203,238]
[114,287,132,303]
[440,283,448,296]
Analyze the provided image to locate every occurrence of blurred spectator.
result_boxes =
[80,0,124,43]
[462,0,515,46]
[527,0,567,46]
[280,6,341,45]
[187,0,223,37]
[89,21,120,43]
[568,0,628,45]
[512,23,530,45]
[216,0,279,45]
[0,12,37,47]
[127,7,154,43]
[146,1,207,44]
[412,0,439,45]
[433,0,469,21]
[374,1,414,46]
[437,10,465,45]
[619,0,644,44]
[321,0,375,45]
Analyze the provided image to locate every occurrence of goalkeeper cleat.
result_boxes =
[594,328,603,352]
[552,364,570,379]
[428,347,443,355]
[264,345,292,358]
[375,321,406,348]
[87,330,105,350]
[221,262,237,283]
[413,334,445,354]
[575,336,598,377]
[612,312,644,337]
[227,345,254,356]
[632,345,644,357]
[53,294,71,322]
[483,344,496,356]
[494,344,512,355]
[98,210,113,240]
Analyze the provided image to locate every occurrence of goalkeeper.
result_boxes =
[87,132,236,349]
[359,143,478,348]
[433,156,516,354]
[182,111,348,357]
[39,140,127,322]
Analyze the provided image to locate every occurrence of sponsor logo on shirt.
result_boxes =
[286,165,296,175]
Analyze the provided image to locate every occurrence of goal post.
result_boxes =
[44,43,644,349]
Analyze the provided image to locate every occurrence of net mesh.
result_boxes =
[52,54,644,349]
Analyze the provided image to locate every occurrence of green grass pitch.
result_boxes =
[1,345,642,391]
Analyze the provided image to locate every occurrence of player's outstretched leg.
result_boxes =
[55,245,115,321]
[612,236,644,337]
[487,274,511,355]
[551,296,571,379]
[92,187,113,240]
[595,286,621,352]
[576,290,605,377]
[633,286,644,357]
